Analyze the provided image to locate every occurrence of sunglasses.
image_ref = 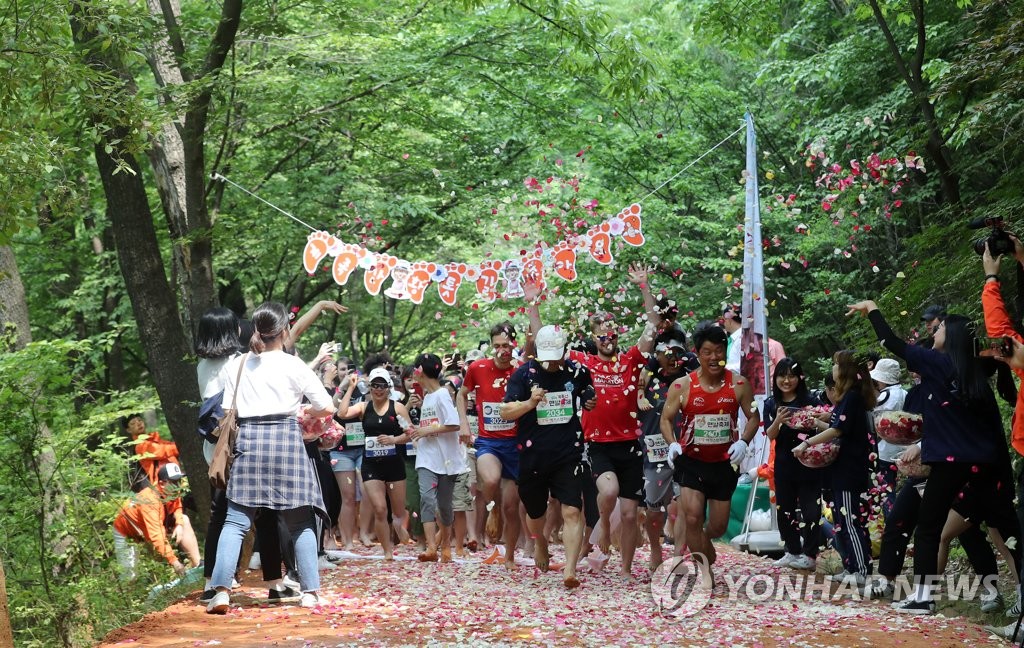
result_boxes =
[369,382,390,390]
[597,333,619,342]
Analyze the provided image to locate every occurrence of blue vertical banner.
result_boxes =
[739,113,771,398]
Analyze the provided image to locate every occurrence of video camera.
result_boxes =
[970,215,1015,256]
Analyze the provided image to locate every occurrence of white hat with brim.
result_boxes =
[535,325,567,362]
[869,358,901,386]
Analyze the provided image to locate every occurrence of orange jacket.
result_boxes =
[132,431,179,484]
[981,280,1024,456]
[112,487,177,564]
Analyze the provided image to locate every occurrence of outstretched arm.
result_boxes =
[289,300,349,350]
[521,272,544,358]
[847,300,907,358]
[628,263,660,355]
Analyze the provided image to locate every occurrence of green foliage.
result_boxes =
[0,338,158,646]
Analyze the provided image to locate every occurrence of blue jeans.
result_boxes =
[211,501,320,593]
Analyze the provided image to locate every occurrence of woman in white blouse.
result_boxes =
[206,302,336,613]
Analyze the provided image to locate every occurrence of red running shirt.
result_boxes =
[462,358,517,439]
[569,346,645,443]
[680,370,740,463]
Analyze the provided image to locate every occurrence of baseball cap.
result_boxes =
[869,358,901,386]
[535,325,567,362]
[368,367,394,387]
[158,463,184,482]
[921,304,947,322]
[655,338,686,353]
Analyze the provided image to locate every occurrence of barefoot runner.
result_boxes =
[458,321,522,568]
[660,321,760,583]
[500,325,595,588]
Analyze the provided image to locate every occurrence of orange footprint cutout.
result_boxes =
[589,223,613,265]
[406,262,437,305]
[438,263,466,306]
[552,241,577,282]
[303,231,339,275]
[332,243,366,286]
[620,203,645,247]
[363,253,397,296]
[522,252,546,292]
[476,260,502,303]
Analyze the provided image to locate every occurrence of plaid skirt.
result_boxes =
[227,415,326,517]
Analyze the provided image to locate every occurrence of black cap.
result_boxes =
[157,463,184,482]
[921,305,947,322]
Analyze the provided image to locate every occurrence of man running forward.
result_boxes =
[660,321,760,581]
[500,325,595,588]
[457,322,522,568]
[565,263,661,578]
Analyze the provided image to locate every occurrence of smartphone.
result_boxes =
[412,382,424,398]
[979,337,1014,358]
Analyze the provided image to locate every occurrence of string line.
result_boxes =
[212,122,749,229]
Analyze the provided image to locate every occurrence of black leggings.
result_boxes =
[774,473,821,558]
[581,462,599,530]
[913,461,1022,585]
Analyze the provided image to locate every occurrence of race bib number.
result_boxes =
[481,402,514,432]
[364,436,396,458]
[692,413,733,445]
[537,391,573,426]
[644,435,669,463]
[345,422,365,446]
[405,441,417,456]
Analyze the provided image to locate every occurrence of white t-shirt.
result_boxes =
[197,356,233,399]
[874,384,909,463]
[414,388,468,476]
[222,350,333,418]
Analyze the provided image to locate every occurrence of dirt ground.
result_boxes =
[98,544,1013,647]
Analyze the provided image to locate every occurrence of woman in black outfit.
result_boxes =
[847,299,1022,614]
[764,358,822,571]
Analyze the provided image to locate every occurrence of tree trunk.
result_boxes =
[0,246,31,351]
[70,4,211,529]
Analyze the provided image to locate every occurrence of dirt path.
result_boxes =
[99,545,1011,647]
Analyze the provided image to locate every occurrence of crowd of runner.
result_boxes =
[111,245,1024,639]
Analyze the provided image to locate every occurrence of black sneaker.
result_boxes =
[892,599,935,615]
[199,589,217,603]
[268,586,300,602]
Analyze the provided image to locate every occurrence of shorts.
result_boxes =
[589,439,644,501]
[475,436,520,480]
[643,462,676,509]
[330,447,363,473]
[518,460,584,520]
[361,455,406,483]
[452,450,477,512]
[676,455,739,502]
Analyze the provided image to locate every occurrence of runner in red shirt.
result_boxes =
[660,321,759,580]
[527,263,661,578]
[457,321,521,568]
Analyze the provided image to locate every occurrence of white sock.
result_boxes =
[204,578,211,590]
[268,578,283,591]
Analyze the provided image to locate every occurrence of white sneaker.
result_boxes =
[985,621,1023,641]
[826,570,866,587]
[773,553,798,568]
[248,552,261,570]
[981,589,1004,613]
[324,549,346,562]
[300,592,320,608]
[789,555,816,571]
[231,578,240,589]
[1005,592,1021,617]
[317,555,337,570]
[205,590,230,615]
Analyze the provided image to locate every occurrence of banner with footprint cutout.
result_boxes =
[301,203,645,305]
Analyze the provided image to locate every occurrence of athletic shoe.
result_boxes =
[317,555,337,570]
[248,552,261,570]
[1005,592,1021,617]
[199,589,217,603]
[892,599,935,615]
[282,574,300,590]
[300,592,320,608]
[980,590,1004,613]
[789,555,816,571]
[773,553,798,568]
[205,591,230,615]
[826,570,866,587]
[984,621,1024,641]
[867,579,894,600]
[268,586,300,602]
[323,549,346,562]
